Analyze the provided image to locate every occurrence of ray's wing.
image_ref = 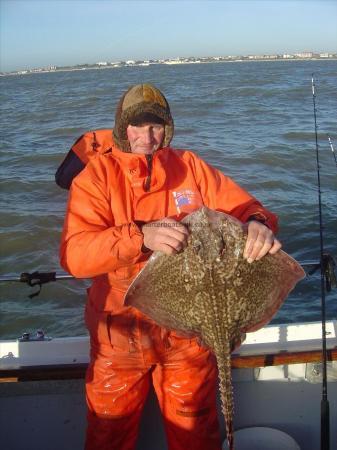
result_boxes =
[237,251,305,333]
[125,246,204,338]
[211,216,305,336]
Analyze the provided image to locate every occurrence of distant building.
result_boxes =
[97,62,108,66]
[164,59,184,64]
[319,53,330,58]
[294,52,313,58]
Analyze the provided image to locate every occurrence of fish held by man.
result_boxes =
[125,206,305,450]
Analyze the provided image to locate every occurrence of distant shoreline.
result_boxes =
[1,56,337,77]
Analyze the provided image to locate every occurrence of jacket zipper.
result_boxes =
[106,313,113,348]
[144,154,153,192]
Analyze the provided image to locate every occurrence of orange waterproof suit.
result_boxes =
[60,130,278,450]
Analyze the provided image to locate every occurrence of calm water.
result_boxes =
[0,60,336,339]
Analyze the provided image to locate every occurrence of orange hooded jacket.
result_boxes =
[60,131,278,313]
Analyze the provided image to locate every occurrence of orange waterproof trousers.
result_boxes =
[84,307,222,450]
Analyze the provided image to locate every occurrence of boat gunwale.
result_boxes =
[1,348,336,383]
[1,320,336,382]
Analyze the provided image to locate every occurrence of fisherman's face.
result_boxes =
[127,122,165,154]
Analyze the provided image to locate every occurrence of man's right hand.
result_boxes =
[142,218,189,255]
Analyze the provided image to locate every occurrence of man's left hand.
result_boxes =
[243,220,282,263]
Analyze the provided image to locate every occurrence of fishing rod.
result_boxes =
[311,74,330,450]
[1,258,335,287]
[327,135,337,168]
[0,262,335,283]
[0,271,75,298]
[0,272,74,283]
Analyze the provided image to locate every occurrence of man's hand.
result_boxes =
[243,220,282,263]
[142,218,189,255]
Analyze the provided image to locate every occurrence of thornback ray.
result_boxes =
[125,206,305,450]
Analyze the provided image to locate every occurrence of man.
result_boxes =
[60,84,281,450]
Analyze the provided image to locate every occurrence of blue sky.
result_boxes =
[1,0,337,72]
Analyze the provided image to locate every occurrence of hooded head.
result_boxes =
[113,84,174,152]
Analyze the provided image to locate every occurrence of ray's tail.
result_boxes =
[215,344,235,450]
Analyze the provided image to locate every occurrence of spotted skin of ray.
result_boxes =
[125,206,305,450]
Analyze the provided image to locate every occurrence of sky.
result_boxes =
[1,0,337,72]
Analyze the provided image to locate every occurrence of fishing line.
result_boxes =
[327,135,337,168]
[311,74,330,450]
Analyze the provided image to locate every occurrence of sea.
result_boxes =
[0,60,336,339]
